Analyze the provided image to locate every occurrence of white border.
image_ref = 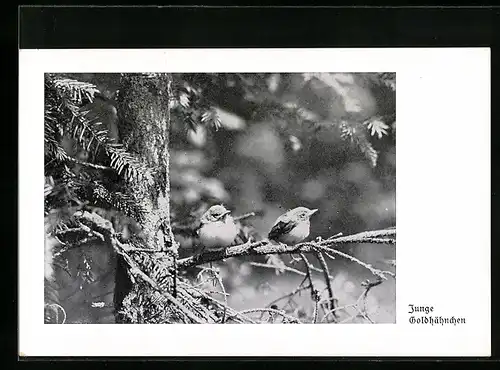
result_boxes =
[19,48,491,357]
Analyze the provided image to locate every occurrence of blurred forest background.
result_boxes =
[44,72,395,324]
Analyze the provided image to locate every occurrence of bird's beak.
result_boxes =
[308,209,318,217]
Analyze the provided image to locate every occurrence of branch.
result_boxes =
[177,228,396,271]
[196,267,228,323]
[321,247,395,280]
[321,278,383,323]
[299,253,318,303]
[179,281,256,324]
[74,210,204,323]
[68,211,394,323]
[249,261,307,277]
[175,287,219,323]
[239,308,303,324]
[265,283,311,308]
[65,155,112,171]
[314,250,337,318]
[233,211,258,222]
[114,244,203,323]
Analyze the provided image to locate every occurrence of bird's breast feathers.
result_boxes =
[198,218,238,248]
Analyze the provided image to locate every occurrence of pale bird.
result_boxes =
[268,207,318,244]
[197,205,239,249]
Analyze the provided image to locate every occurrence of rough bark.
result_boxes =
[117,73,174,250]
[113,73,177,322]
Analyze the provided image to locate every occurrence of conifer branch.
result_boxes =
[177,229,395,274]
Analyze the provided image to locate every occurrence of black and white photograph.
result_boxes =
[18,5,492,357]
[43,72,396,325]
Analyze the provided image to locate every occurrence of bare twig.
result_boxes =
[321,250,338,262]
[320,248,395,280]
[323,278,383,324]
[204,290,230,296]
[358,278,383,317]
[251,257,337,317]
[239,308,303,324]
[199,267,228,323]
[354,238,396,244]
[321,302,358,323]
[266,282,311,308]
[249,262,307,277]
[65,155,112,171]
[299,253,317,303]
[304,263,334,278]
[233,212,257,222]
[314,250,337,318]
[312,299,319,324]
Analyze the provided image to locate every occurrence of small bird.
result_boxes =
[197,205,239,250]
[268,207,318,244]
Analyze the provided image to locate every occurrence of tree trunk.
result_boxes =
[113,73,178,323]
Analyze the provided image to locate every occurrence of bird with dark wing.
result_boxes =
[268,207,318,244]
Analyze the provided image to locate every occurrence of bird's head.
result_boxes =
[201,204,232,223]
[289,207,318,221]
